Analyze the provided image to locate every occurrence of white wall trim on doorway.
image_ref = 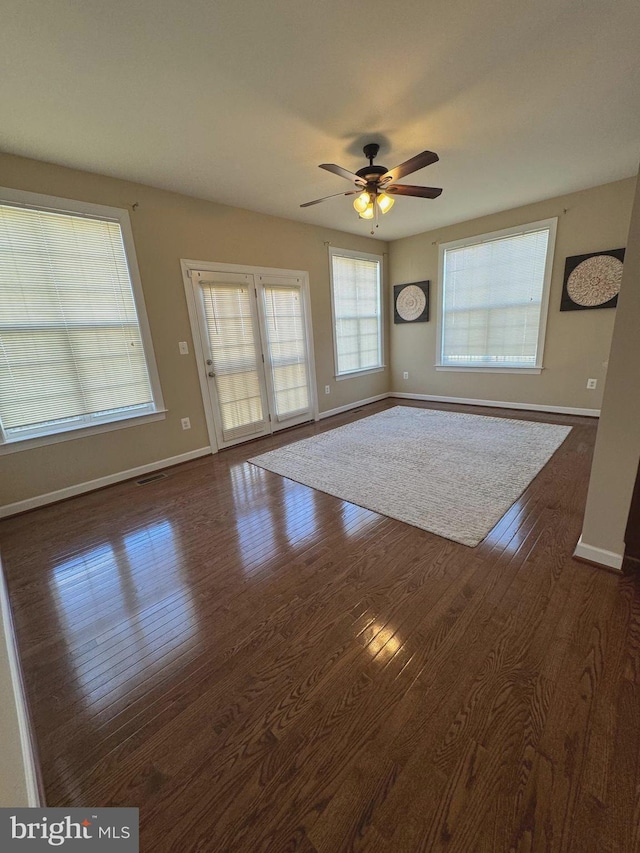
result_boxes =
[1,562,45,806]
[573,535,623,572]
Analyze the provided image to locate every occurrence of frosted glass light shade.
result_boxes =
[353,191,371,214]
[377,192,395,214]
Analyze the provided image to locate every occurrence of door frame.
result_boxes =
[181,258,319,453]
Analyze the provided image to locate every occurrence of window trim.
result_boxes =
[0,186,165,454]
[328,246,384,379]
[436,217,557,372]
[335,365,386,381]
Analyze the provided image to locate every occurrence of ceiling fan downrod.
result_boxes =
[363,143,380,166]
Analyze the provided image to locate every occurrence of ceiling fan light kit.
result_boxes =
[376,192,395,214]
[353,188,395,217]
[301,142,442,232]
[353,190,372,215]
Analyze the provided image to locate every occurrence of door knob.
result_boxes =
[208,371,215,377]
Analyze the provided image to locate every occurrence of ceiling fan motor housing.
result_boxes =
[357,143,387,186]
[363,143,380,162]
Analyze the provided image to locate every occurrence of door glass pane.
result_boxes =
[263,286,310,420]
[201,284,265,440]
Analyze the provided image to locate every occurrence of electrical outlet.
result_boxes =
[178,341,189,355]
[181,417,191,430]
[325,385,331,394]
[586,378,597,390]
[403,371,409,380]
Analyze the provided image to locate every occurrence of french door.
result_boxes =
[187,265,317,449]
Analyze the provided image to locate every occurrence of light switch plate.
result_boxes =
[179,341,189,355]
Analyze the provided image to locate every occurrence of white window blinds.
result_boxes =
[262,285,310,420]
[330,252,382,376]
[200,284,265,440]
[440,226,552,368]
[0,202,157,441]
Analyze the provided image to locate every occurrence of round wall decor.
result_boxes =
[394,281,430,324]
[561,248,625,311]
[566,255,623,307]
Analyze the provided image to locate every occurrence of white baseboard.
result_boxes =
[389,392,600,418]
[0,447,212,519]
[318,391,600,422]
[0,565,43,806]
[573,535,623,571]
[318,393,390,420]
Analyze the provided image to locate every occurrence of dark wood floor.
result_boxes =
[2,400,639,852]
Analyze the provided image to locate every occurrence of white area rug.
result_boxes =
[249,406,572,546]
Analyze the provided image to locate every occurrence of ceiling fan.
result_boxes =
[300,143,442,227]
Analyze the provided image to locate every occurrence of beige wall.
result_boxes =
[579,169,640,558]
[0,154,635,514]
[0,153,389,507]
[389,179,636,410]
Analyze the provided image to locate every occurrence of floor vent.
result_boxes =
[136,472,168,486]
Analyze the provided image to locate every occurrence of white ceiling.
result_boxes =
[1,0,639,241]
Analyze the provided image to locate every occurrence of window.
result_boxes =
[0,188,164,450]
[437,218,557,372]
[329,247,383,377]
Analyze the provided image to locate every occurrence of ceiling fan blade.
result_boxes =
[379,151,439,184]
[300,190,359,208]
[319,163,366,185]
[385,184,443,199]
